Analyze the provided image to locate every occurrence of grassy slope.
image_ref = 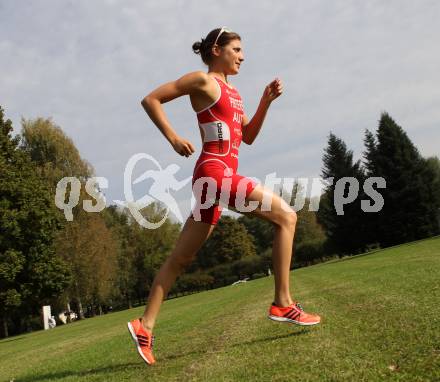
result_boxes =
[1,237,439,382]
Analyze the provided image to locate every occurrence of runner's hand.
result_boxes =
[171,136,195,157]
[262,78,283,104]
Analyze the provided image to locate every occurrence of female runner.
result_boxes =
[128,27,321,365]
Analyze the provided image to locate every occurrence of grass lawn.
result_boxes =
[1,237,439,381]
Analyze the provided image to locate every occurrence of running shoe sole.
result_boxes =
[267,314,320,326]
[127,322,154,365]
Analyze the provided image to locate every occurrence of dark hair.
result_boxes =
[192,28,241,65]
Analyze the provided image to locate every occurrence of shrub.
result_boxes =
[294,239,326,266]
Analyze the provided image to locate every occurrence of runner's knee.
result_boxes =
[277,209,297,230]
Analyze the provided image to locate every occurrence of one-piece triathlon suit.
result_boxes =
[189,76,258,225]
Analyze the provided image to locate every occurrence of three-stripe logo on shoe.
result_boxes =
[283,307,301,320]
[137,334,154,348]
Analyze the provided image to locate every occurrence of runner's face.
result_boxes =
[218,39,244,75]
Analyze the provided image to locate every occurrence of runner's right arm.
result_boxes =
[141,71,209,157]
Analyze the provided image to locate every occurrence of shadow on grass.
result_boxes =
[162,328,311,361]
[0,336,26,344]
[11,362,145,382]
[10,328,310,382]
[12,330,311,381]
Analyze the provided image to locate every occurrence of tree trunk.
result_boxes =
[1,314,8,338]
[77,298,85,319]
[66,303,71,323]
[74,282,85,319]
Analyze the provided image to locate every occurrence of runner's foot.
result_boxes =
[127,318,156,364]
[268,301,321,326]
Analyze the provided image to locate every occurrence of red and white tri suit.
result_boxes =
[190,76,258,225]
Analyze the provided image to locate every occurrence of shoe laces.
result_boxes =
[295,302,304,311]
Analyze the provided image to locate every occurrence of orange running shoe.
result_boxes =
[268,301,321,326]
[127,318,156,365]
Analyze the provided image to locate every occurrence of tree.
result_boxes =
[424,157,440,230]
[125,203,181,302]
[171,271,214,294]
[287,181,326,246]
[19,116,117,317]
[318,133,367,254]
[364,113,440,246]
[195,216,257,269]
[101,205,137,309]
[20,117,93,190]
[55,213,118,318]
[296,202,326,245]
[0,107,70,337]
[237,215,273,254]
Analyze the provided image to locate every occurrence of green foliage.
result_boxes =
[294,239,326,267]
[55,213,119,314]
[124,203,181,299]
[231,255,266,279]
[195,216,256,269]
[363,129,379,175]
[364,113,440,246]
[424,156,440,228]
[318,112,440,253]
[296,200,326,245]
[171,271,214,294]
[237,215,273,254]
[318,133,367,254]
[0,106,71,334]
[202,250,271,287]
[20,117,93,189]
[101,206,137,308]
[205,263,235,287]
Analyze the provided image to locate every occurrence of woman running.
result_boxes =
[128,27,321,365]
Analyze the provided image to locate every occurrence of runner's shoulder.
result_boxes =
[180,71,210,89]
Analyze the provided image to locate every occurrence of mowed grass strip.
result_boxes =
[1,237,439,381]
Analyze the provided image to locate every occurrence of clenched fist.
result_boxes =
[171,136,195,157]
[262,78,283,104]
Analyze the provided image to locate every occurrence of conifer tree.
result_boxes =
[318,133,366,254]
[424,157,440,231]
[364,113,440,246]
